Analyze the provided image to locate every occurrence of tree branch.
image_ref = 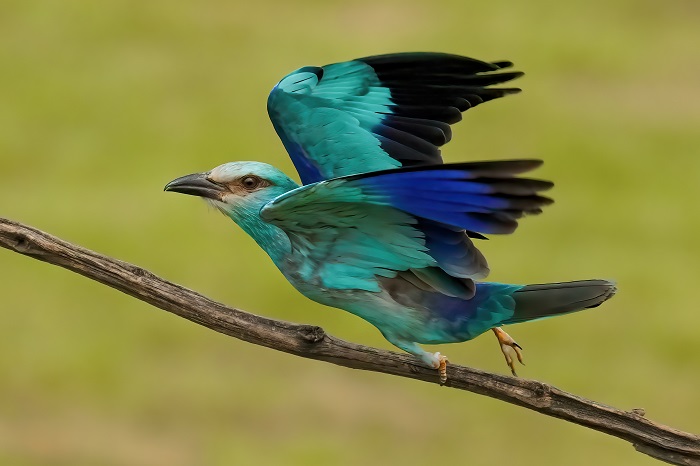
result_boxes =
[0,217,698,465]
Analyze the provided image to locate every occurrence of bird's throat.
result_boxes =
[221,201,292,266]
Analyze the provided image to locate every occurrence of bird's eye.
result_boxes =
[241,176,262,190]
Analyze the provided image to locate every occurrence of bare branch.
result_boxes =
[1,217,698,465]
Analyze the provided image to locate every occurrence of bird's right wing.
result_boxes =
[260,160,552,292]
[267,53,522,184]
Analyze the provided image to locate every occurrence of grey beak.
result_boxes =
[164,172,225,200]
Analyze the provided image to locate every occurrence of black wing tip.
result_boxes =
[505,87,523,95]
[491,60,514,69]
[358,52,522,74]
[359,52,510,66]
[534,179,555,191]
[534,195,555,206]
[502,71,525,82]
[342,159,548,181]
[452,159,544,172]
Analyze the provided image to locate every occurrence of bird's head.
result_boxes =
[164,161,299,218]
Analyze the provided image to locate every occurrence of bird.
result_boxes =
[267,52,535,371]
[165,160,615,383]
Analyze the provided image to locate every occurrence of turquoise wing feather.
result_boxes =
[261,185,435,292]
[267,53,522,184]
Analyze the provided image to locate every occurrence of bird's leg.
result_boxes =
[492,327,524,376]
[387,338,449,385]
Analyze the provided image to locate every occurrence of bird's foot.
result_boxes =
[389,339,450,385]
[492,327,524,376]
[426,352,449,385]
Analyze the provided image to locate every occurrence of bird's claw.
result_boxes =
[431,352,449,385]
[492,327,524,376]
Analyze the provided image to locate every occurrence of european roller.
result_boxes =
[165,53,615,382]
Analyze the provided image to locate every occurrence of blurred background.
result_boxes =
[1,0,699,464]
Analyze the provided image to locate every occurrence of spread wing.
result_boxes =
[260,160,552,293]
[267,52,522,184]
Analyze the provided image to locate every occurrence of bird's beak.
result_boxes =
[164,172,226,200]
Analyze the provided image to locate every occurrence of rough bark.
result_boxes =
[1,217,698,465]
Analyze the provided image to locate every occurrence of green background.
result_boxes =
[1,1,698,464]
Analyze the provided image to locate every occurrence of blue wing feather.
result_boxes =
[350,161,553,234]
[262,161,552,289]
[417,219,489,279]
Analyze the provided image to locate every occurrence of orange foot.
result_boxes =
[492,327,524,376]
[430,352,449,385]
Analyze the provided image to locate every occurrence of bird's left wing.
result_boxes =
[267,53,522,184]
[260,160,552,292]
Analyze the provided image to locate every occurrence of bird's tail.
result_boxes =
[501,279,616,325]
